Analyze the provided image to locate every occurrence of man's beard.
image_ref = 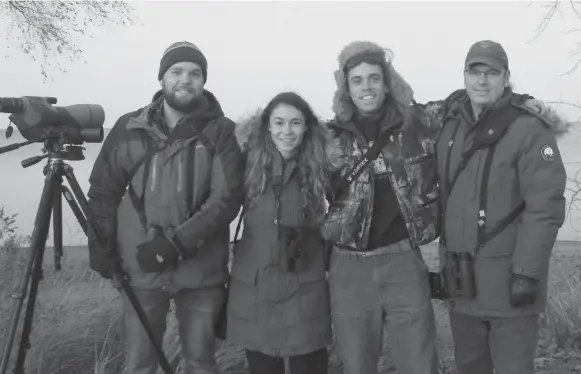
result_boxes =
[163,86,203,113]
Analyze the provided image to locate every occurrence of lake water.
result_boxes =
[2,126,581,246]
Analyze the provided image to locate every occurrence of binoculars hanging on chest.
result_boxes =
[280,226,308,272]
[441,251,477,299]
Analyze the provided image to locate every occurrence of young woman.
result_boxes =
[226,92,340,374]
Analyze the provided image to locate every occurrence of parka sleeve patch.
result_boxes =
[540,144,557,163]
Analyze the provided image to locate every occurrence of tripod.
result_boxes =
[0,140,173,374]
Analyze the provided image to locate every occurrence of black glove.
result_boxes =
[88,240,121,280]
[509,273,539,307]
[136,234,189,273]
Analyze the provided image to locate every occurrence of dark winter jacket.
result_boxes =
[322,99,442,250]
[436,88,568,317]
[87,90,245,291]
[225,111,335,357]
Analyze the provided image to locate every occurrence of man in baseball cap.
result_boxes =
[463,40,511,118]
[465,39,509,72]
[434,39,567,374]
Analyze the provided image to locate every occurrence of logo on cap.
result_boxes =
[478,41,495,49]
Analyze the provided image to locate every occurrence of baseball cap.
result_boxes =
[465,40,509,71]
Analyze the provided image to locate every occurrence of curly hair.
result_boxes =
[242,92,337,223]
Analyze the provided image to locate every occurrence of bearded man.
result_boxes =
[86,41,245,374]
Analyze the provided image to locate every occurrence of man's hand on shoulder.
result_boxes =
[524,99,547,116]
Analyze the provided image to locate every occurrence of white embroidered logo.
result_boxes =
[540,144,556,162]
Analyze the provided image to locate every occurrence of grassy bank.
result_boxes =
[1,241,580,373]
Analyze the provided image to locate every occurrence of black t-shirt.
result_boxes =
[356,110,409,251]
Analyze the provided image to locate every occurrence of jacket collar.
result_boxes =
[126,89,224,145]
[330,98,404,140]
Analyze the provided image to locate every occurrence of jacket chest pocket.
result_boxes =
[142,148,190,227]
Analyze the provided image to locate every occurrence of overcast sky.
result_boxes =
[0,1,580,125]
[1,0,581,243]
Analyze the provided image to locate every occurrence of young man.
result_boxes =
[86,41,244,374]
[322,40,546,374]
[435,40,568,374]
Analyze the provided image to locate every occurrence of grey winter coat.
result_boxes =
[225,111,334,357]
[436,89,568,317]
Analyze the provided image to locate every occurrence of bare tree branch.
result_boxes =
[0,0,137,81]
[528,0,581,73]
[528,0,562,43]
[570,0,581,17]
[561,27,581,33]
[545,100,581,110]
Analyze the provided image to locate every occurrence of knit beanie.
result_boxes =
[332,41,414,122]
[158,41,208,82]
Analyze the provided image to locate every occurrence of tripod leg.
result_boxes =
[13,223,49,374]
[61,187,88,235]
[62,167,174,374]
[0,168,58,374]
[53,178,63,272]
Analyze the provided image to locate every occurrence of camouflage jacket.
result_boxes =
[322,101,444,250]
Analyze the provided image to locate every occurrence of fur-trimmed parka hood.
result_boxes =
[234,108,262,153]
[444,88,572,139]
[234,108,344,170]
[520,105,571,139]
[234,107,344,222]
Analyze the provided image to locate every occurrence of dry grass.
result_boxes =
[1,240,581,373]
[535,246,581,372]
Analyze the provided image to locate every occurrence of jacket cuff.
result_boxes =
[511,263,541,280]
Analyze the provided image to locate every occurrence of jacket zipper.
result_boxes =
[150,155,158,192]
[177,154,184,193]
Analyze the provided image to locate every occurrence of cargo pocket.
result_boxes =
[298,271,330,321]
[474,254,513,312]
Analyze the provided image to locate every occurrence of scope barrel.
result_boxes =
[0,97,58,114]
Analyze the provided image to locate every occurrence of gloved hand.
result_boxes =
[509,273,539,307]
[136,234,189,273]
[88,240,121,280]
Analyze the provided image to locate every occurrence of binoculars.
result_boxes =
[430,251,476,299]
[279,226,308,272]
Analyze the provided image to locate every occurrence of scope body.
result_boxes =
[0,96,105,144]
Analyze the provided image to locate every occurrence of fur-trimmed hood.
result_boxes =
[444,88,572,140]
[234,107,344,222]
[234,108,344,170]
[234,108,262,153]
[528,106,571,139]
[332,40,414,123]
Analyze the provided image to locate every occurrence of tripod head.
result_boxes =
[0,96,106,167]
